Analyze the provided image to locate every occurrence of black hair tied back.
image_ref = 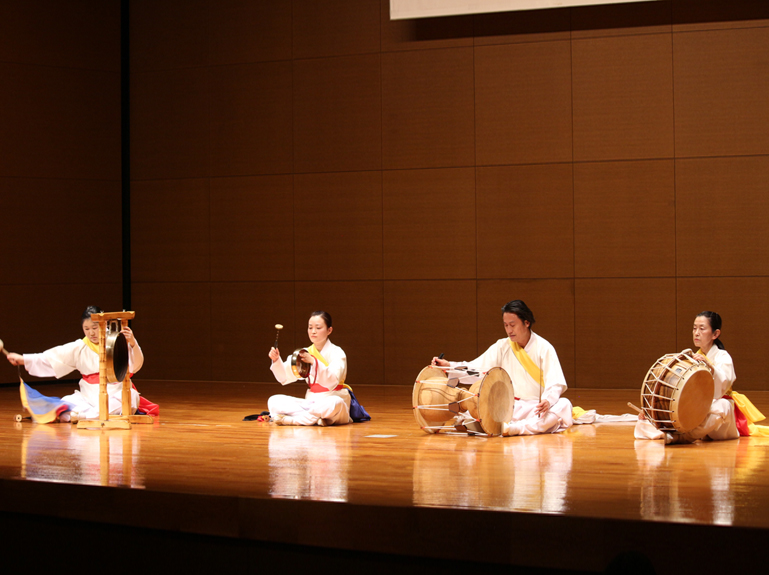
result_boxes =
[697,310,725,350]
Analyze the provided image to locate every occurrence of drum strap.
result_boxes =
[509,341,544,387]
[306,344,345,392]
[82,336,99,354]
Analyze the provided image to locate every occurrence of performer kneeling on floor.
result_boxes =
[432,300,573,436]
[635,310,767,444]
[5,305,157,423]
[267,311,369,426]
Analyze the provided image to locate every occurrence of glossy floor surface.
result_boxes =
[2,380,769,573]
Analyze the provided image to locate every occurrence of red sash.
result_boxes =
[304,356,344,393]
[725,395,750,436]
[80,373,159,416]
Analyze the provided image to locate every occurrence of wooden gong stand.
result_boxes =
[77,311,153,430]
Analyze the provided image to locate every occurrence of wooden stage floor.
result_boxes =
[1,381,768,573]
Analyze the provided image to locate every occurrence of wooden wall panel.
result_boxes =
[383,168,476,280]
[0,0,119,70]
[381,47,474,170]
[475,41,572,166]
[130,0,207,72]
[0,3,121,385]
[0,283,122,384]
[473,7,571,45]
[384,280,476,386]
[571,1,671,38]
[0,178,121,284]
[674,27,769,158]
[208,1,292,65]
[293,54,381,174]
[131,68,210,181]
[575,278,676,388]
[572,33,674,162]
[673,0,769,32]
[677,277,769,391]
[676,156,769,277]
[574,160,675,278]
[294,172,383,281]
[209,61,293,177]
[209,175,294,282]
[210,282,295,383]
[0,64,119,180]
[381,0,473,52]
[131,179,210,283]
[293,0,380,59]
[477,279,576,385]
[121,1,769,391]
[476,164,574,279]
[295,281,385,385]
[131,282,212,381]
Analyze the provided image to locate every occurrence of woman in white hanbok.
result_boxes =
[635,311,766,444]
[267,311,352,426]
[6,305,157,422]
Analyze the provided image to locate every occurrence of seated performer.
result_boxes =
[433,300,573,436]
[635,311,766,444]
[268,311,367,426]
[5,305,157,423]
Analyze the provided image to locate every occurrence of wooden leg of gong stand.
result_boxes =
[109,317,153,425]
[111,374,153,424]
[78,318,130,430]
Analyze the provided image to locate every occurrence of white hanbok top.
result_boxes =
[703,345,736,400]
[270,339,348,398]
[451,332,567,406]
[23,338,144,380]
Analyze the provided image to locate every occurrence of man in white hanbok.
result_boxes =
[434,300,573,436]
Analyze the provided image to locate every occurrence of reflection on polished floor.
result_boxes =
[1,381,768,573]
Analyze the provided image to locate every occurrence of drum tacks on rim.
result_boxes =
[640,349,714,434]
[412,365,514,436]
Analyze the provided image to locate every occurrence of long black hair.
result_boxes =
[501,300,535,327]
[697,310,725,350]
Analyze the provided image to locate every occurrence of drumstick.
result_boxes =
[273,324,283,349]
[538,358,543,418]
[627,402,642,414]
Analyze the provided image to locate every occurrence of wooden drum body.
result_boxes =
[640,350,714,433]
[412,366,514,436]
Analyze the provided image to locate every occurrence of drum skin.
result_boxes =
[641,351,714,433]
[412,366,514,436]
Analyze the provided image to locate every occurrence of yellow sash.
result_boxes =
[509,340,543,388]
[307,344,347,386]
[82,336,99,354]
[697,348,769,435]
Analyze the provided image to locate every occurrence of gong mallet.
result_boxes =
[273,324,283,349]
